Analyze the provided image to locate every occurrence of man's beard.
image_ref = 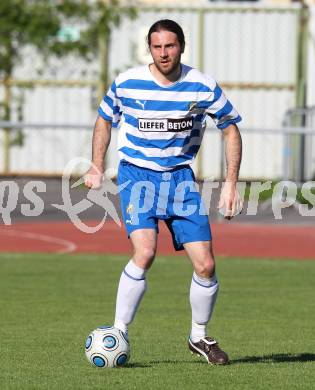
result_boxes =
[154,56,181,77]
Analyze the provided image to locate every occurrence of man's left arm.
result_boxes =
[218,124,243,220]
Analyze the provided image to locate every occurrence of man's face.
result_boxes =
[149,30,183,76]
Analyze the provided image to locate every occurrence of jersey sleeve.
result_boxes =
[98,80,122,128]
[206,83,242,130]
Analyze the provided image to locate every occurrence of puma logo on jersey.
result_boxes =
[135,100,146,110]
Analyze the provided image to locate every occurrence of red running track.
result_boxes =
[0,220,314,260]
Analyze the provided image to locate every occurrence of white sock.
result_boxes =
[114,259,147,335]
[189,272,219,343]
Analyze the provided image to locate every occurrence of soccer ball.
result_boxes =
[85,326,130,368]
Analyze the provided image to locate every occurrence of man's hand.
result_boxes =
[218,181,243,220]
[84,166,104,189]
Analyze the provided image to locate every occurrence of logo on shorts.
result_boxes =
[126,204,134,214]
[126,204,134,224]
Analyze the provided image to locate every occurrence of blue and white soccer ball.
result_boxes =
[85,326,130,368]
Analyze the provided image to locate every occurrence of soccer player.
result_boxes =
[85,19,242,365]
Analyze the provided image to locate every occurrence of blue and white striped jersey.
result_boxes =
[98,64,241,171]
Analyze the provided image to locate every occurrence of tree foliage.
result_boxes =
[0,0,59,75]
[0,0,136,123]
[0,0,136,165]
[0,0,136,76]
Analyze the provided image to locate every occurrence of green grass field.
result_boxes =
[0,253,314,390]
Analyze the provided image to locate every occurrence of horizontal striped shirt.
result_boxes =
[98,64,241,171]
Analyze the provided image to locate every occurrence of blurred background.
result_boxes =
[0,0,314,182]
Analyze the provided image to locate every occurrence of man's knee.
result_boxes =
[195,257,215,278]
[130,229,157,269]
[133,246,156,269]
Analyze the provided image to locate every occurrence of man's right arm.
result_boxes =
[84,116,112,189]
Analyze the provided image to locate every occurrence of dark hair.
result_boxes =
[147,19,185,50]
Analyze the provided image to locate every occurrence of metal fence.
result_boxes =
[282,106,315,181]
[1,120,315,181]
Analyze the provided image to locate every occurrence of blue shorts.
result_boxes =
[117,160,211,251]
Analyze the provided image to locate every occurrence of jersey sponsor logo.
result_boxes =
[188,101,198,111]
[138,117,193,132]
[188,101,203,114]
